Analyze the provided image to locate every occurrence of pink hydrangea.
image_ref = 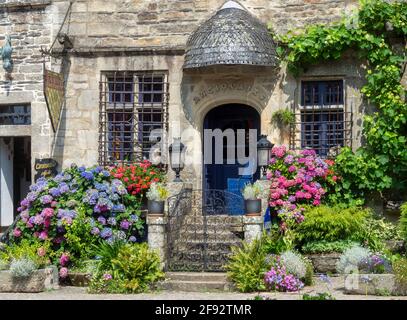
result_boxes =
[37,247,46,257]
[59,253,70,266]
[59,267,68,279]
[41,207,54,218]
[13,228,22,237]
[39,231,48,240]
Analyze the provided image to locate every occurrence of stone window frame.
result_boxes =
[99,71,169,166]
[290,77,353,157]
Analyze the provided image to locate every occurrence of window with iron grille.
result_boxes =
[99,72,169,165]
[0,104,31,125]
[290,80,352,157]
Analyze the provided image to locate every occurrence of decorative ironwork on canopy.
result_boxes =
[183,1,279,69]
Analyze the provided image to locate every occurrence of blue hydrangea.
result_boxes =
[107,217,117,226]
[129,215,138,222]
[81,171,94,180]
[112,204,125,212]
[100,228,113,239]
[49,187,61,197]
[129,236,137,242]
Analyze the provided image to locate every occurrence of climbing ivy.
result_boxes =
[276,0,407,203]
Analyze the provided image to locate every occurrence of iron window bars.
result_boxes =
[0,104,31,125]
[290,80,353,157]
[99,71,169,166]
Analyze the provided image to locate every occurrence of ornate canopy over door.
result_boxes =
[183,1,279,69]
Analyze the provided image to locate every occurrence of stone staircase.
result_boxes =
[157,272,234,292]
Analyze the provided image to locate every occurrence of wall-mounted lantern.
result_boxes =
[257,134,274,180]
[169,137,186,182]
[0,36,13,72]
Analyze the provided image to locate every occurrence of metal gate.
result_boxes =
[166,189,244,272]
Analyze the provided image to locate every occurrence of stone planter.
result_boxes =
[344,273,407,296]
[148,200,165,214]
[0,266,59,293]
[67,272,92,287]
[305,253,341,274]
[244,199,261,215]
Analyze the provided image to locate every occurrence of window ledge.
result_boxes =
[0,0,51,10]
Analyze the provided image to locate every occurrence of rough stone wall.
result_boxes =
[61,0,358,50]
[0,0,68,175]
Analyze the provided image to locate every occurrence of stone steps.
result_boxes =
[157,272,233,292]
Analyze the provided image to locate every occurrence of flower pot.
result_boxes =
[148,200,165,215]
[244,199,262,215]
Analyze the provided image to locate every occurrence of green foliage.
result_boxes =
[271,109,295,127]
[276,0,407,200]
[262,227,289,255]
[301,239,359,254]
[302,292,335,300]
[393,257,407,287]
[89,241,164,294]
[3,239,52,268]
[64,209,98,264]
[303,257,314,286]
[295,206,370,244]
[400,203,407,243]
[226,237,269,292]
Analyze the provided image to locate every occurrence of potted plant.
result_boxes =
[146,182,168,215]
[242,181,263,215]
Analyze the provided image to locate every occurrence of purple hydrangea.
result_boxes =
[120,220,131,230]
[91,227,100,235]
[40,195,53,204]
[97,216,107,225]
[129,236,137,242]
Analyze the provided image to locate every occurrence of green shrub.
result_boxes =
[0,259,9,271]
[4,239,52,268]
[89,242,164,293]
[301,240,359,254]
[271,109,295,127]
[393,257,407,288]
[303,257,314,286]
[226,237,269,292]
[400,203,407,243]
[295,206,370,244]
[262,227,289,255]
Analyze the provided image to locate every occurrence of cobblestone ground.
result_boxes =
[0,276,406,300]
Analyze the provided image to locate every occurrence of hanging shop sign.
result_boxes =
[34,158,58,181]
[43,68,64,132]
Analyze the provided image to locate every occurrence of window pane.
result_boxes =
[301,110,344,156]
[0,105,31,125]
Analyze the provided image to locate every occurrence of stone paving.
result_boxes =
[0,276,406,300]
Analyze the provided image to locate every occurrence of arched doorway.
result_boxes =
[203,104,261,214]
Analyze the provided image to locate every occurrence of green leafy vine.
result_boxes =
[275,0,407,203]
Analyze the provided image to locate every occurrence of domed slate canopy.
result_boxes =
[183,1,279,69]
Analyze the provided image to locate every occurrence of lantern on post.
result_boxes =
[257,134,273,180]
[168,137,186,182]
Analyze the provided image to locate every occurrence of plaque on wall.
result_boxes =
[43,68,64,132]
[34,158,58,181]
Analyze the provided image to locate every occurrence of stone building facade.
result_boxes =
[1,0,370,229]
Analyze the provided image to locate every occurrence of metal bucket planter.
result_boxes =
[244,199,262,215]
[148,200,165,214]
